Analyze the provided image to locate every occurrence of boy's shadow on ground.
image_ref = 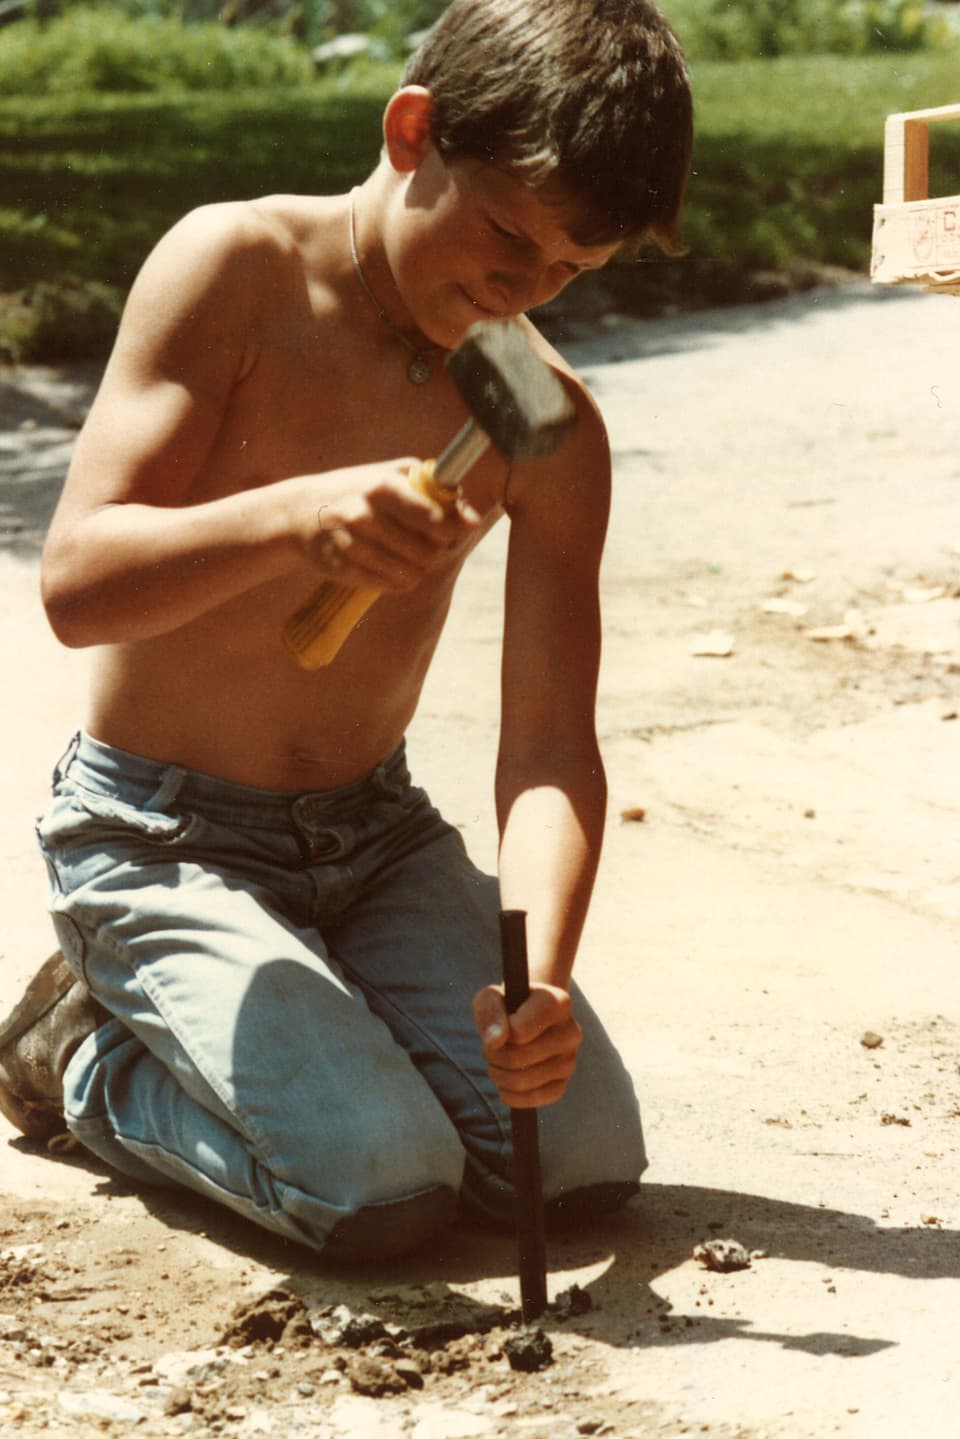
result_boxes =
[18,1135,948,1361]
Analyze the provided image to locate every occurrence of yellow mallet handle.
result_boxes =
[282,460,454,670]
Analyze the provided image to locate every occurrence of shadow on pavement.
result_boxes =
[11,1133,949,1360]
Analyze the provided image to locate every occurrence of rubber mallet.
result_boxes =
[283,319,576,669]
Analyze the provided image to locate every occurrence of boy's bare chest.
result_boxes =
[200,312,510,518]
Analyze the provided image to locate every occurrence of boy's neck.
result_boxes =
[348,174,436,359]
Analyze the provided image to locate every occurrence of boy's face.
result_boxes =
[386,151,621,350]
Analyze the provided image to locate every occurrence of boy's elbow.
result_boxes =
[41,551,98,649]
[42,588,92,649]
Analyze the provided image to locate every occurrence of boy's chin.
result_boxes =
[439,299,518,350]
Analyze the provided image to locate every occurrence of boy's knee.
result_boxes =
[539,1093,646,1217]
[537,1016,647,1202]
[459,1069,645,1233]
[292,1101,466,1259]
[321,1182,459,1262]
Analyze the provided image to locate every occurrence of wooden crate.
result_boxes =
[871,103,960,296]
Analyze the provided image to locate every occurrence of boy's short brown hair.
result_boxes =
[404,0,693,256]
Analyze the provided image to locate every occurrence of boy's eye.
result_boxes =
[488,217,520,241]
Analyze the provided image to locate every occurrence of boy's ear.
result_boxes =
[383,86,435,173]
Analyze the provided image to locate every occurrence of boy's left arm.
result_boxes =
[473,378,612,1109]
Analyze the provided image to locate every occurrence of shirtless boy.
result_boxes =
[0,0,692,1259]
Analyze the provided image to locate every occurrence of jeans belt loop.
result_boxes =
[52,732,81,787]
[146,765,188,814]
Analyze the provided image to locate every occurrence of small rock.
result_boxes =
[806,625,851,642]
[393,1358,424,1390]
[59,1389,146,1423]
[860,1031,884,1050]
[310,1303,391,1348]
[222,1287,305,1347]
[901,584,946,604]
[760,597,808,618]
[551,1283,593,1318]
[347,1354,407,1397]
[693,1238,752,1272]
[163,1386,192,1417]
[153,1347,233,1386]
[689,630,734,658]
[503,1325,554,1372]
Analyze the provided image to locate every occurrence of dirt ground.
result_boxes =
[1,279,958,1439]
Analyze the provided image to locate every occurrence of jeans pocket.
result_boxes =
[38,787,200,856]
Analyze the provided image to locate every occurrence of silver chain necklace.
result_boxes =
[348,189,440,385]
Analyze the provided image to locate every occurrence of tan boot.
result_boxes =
[0,951,106,1142]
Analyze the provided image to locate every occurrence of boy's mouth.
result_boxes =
[460,286,506,320]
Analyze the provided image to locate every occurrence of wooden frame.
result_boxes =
[871,103,960,296]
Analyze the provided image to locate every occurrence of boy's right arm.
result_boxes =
[42,205,475,648]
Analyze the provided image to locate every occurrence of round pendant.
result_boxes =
[407,355,432,385]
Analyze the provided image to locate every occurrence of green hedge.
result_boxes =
[666,0,946,58]
[9,1,448,53]
[0,5,313,94]
[0,77,392,287]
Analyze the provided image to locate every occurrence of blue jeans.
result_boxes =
[36,731,645,1257]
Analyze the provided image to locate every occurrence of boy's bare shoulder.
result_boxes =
[519,315,610,466]
[498,316,610,552]
[521,315,606,423]
[147,194,339,283]
[114,194,345,375]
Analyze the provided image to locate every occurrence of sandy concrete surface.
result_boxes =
[0,281,957,1438]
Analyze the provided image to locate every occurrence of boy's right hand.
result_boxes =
[300,459,481,593]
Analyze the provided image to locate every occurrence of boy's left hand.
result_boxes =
[472,983,582,1108]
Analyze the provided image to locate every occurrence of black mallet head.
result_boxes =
[446,320,577,462]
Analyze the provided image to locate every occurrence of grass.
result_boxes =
[0,69,394,292]
[2,49,960,355]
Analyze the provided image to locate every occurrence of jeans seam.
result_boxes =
[75,912,278,1168]
[334,954,511,1155]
